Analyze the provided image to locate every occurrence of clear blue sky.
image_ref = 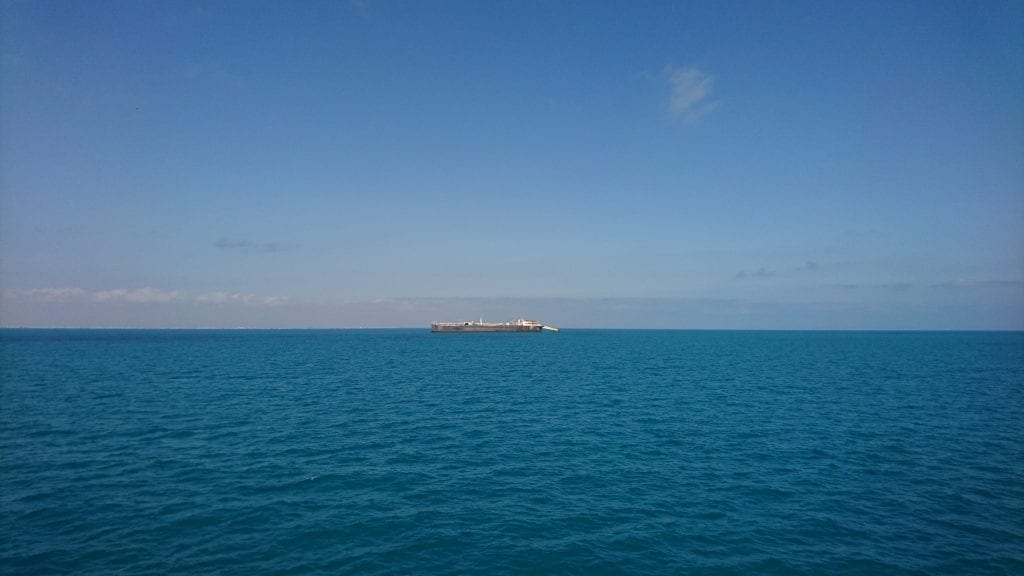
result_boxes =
[2,0,1022,328]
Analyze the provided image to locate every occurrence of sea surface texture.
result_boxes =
[1,329,1022,575]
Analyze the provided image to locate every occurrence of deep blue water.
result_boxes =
[1,329,1022,575]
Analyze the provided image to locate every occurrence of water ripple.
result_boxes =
[1,329,1022,574]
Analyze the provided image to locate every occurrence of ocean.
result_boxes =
[1,329,1021,575]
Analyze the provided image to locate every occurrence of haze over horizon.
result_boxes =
[2,1,1022,330]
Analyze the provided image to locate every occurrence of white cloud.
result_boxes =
[10,286,288,307]
[28,287,86,301]
[666,66,719,122]
[5,287,87,302]
[196,291,243,304]
[196,292,289,306]
[93,287,185,303]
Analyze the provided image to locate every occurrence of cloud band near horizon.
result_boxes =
[6,287,288,306]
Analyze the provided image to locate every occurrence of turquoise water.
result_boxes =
[1,329,1022,574]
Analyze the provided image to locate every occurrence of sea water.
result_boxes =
[1,329,1021,574]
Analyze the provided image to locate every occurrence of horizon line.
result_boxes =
[2,326,1022,333]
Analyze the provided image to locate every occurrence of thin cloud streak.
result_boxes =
[93,287,185,304]
[931,279,1024,289]
[736,267,775,279]
[7,287,287,307]
[196,292,290,306]
[16,287,86,302]
[213,237,287,253]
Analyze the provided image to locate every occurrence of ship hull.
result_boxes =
[432,323,542,333]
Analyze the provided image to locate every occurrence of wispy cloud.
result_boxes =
[15,287,86,301]
[828,280,1023,292]
[737,261,821,279]
[827,282,914,291]
[93,287,185,303]
[931,279,1024,289]
[196,292,289,306]
[9,287,286,307]
[666,66,719,122]
[214,237,286,253]
[879,282,913,292]
[736,267,775,279]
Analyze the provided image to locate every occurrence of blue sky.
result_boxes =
[2,0,1022,328]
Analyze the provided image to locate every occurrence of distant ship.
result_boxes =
[431,318,560,333]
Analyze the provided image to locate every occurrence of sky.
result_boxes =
[1,0,1022,329]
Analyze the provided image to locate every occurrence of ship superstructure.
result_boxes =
[431,319,559,333]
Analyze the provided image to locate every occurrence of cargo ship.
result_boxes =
[431,318,559,333]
